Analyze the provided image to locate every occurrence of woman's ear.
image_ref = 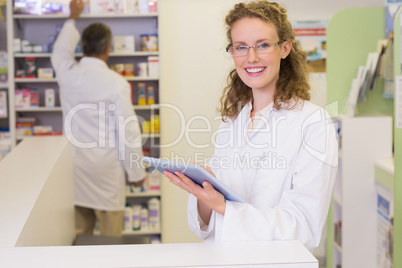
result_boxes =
[281,40,292,59]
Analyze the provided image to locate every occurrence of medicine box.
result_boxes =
[90,0,114,14]
[147,56,159,77]
[45,89,55,108]
[114,36,135,53]
[38,68,54,79]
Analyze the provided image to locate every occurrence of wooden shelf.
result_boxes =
[13,13,158,19]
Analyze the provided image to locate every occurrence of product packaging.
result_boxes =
[148,197,160,230]
[15,69,25,78]
[148,169,160,191]
[124,204,133,232]
[38,68,54,79]
[147,56,159,77]
[13,38,21,53]
[147,86,155,104]
[90,0,114,14]
[21,39,32,53]
[140,34,158,51]
[148,0,157,12]
[124,0,138,13]
[30,89,39,107]
[137,82,146,105]
[124,63,134,77]
[142,120,150,133]
[15,90,23,108]
[138,0,148,13]
[0,91,8,118]
[22,88,31,108]
[114,63,125,76]
[24,57,37,78]
[45,88,55,108]
[137,62,148,77]
[132,204,142,230]
[32,44,43,53]
[114,35,135,53]
[140,206,149,230]
[150,114,159,133]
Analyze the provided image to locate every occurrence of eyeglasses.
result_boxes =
[226,40,285,57]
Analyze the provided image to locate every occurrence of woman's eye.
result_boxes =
[235,46,248,50]
[258,43,271,48]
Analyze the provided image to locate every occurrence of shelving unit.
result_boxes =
[392,9,402,268]
[326,7,395,268]
[6,5,162,243]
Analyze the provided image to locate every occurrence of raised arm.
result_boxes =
[50,0,83,77]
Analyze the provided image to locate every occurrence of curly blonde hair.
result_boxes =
[219,1,310,120]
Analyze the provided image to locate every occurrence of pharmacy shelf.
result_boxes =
[14,78,57,83]
[15,107,62,112]
[126,77,158,81]
[15,77,158,83]
[141,133,160,138]
[126,191,161,198]
[13,13,158,19]
[122,229,161,235]
[13,51,159,58]
[133,104,160,110]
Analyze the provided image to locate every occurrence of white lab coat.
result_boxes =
[51,21,146,211]
[188,100,338,252]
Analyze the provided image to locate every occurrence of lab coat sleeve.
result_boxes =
[221,110,337,251]
[188,194,216,239]
[51,20,79,80]
[115,79,146,183]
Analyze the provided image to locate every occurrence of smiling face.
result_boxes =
[230,17,291,95]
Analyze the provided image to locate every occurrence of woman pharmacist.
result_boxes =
[164,0,338,252]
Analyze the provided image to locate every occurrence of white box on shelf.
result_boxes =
[38,68,54,79]
[0,91,7,118]
[148,56,159,77]
[114,36,135,53]
[45,89,55,108]
[90,0,114,14]
[15,90,23,109]
[13,38,21,53]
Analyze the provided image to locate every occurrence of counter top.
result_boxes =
[375,157,394,191]
[0,241,318,268]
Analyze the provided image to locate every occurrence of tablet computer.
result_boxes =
[142,157,246,203]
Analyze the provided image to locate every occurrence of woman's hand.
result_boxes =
[163,165,226,215]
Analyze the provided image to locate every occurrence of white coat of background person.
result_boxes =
[163,0,338,252]
[51,0,146,236]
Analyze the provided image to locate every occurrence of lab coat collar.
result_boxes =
[79,56,108,68]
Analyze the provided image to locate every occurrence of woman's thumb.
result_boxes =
[202,181,212,190]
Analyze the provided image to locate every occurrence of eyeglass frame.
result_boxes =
[226,40,286,56]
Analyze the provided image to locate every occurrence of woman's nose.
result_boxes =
[247,47,259,63]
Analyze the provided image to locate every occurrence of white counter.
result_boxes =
[0,136,75,246]
[0,240,318,268]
